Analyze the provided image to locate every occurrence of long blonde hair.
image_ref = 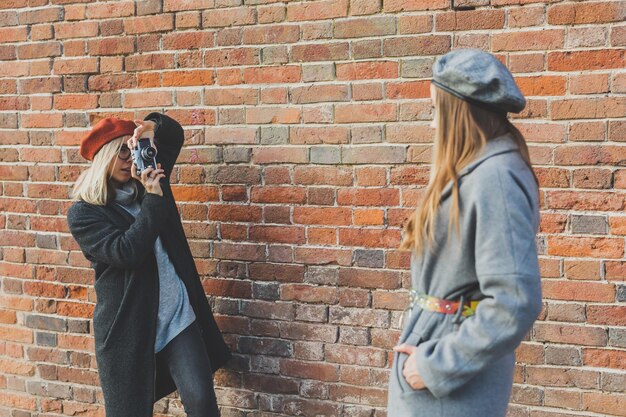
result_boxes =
[399,86,534,254]
[70,136,132,205]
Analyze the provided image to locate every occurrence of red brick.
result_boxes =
[492,29,564,52]
[53,57,98,75]
[569,121,606,142]
[338,188,399,206]
[436,9,505,30]
[246,107,300,124]
[516,76,566,96]
[17,41,61,59]
[258,4,286,24]
[287,0,348,21]
[203,7,256,27]
[281,284,338,303]
[534,323,607,347]
[205,87,258,105]
[546,191,624,212]
[335,103,396,123]
[387,124,433,143]
[280,359,338,381]
[162,31,212,50]
[124,14,173,34]
[326,344,387,366]
[243,25,299,44]
[583,391,626,416]
[209,204,262,222]
[384,35,450,56]
[339,228,401,248]
[293,207,350,226]
[289,127,349,146]
[609,217,626,235]
[339,268,400,289]
[86,2,134,18]
[294,166,352,185]
[398,14,432,34]
[547,2,625,25]
[251,186,307,204]
[294,247,352,266]
[564,260,600,280]
[508,5,545,28]
[125,53,175,71]
[554,145,626,166]
[291,42,350,62]
[548,50,625,71]
[53,94,98,110]
[0,27,28,43]
[334,16,396,38]
[54,21,98,39]
[88,37,135,56]
[162,70,214,87]
[547,236,624,258]
[124,91,173,108]
[337,61,398,80]
[252,148,308,164]
[21,114,63,129]
[171,185,219,202]
[204,48,259,67]
[572,168,612,189]
[0,389,37,409]
[570,73,609,95]
[383,0,448,13]
[386,80,430,99]
[243,65,301,84]
[542,281,615,302]
[587,306,626,326]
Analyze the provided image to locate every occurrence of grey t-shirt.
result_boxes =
[114,182,196,353]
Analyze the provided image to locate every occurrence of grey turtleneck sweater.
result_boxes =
[113,181,196,353]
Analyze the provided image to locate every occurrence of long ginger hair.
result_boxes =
[399,85,535,254]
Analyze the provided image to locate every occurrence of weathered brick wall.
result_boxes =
[1,0,625,416]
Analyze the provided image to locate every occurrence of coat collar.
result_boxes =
[105,181,146,225]
[439,133,519,201]
[107,201,135,225]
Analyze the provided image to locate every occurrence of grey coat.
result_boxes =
[388,134,542,417]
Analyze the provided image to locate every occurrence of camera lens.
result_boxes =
[141,146,157,159]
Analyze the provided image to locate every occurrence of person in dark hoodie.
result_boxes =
[66,113,231,417]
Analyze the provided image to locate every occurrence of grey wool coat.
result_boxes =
[388,134,543,417]
[66,113,231,417]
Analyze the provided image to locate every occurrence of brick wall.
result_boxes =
[1,0,625,416]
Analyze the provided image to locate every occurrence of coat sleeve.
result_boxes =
[67,193,169,269]
[413,166,543,398]
[144,112,184,178]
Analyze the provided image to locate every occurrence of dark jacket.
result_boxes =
[66,113,231,417]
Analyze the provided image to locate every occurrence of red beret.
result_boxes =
[80,117,137,161]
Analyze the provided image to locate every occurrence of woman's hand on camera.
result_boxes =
[127,119,158,150]
[132,163,165,197]
[393,343,427,390]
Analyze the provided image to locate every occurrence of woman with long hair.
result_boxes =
[66,113,231,417]
[387,49,543,416]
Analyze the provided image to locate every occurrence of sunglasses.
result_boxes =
[117,145,132,161]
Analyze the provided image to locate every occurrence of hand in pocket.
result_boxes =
[393,343,427,390]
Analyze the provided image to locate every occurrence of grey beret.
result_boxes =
[432,49,526,114]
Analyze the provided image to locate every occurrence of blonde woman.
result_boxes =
[387,49,542,416]
[66,114,230,417]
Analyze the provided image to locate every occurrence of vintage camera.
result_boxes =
[131,137,158,175]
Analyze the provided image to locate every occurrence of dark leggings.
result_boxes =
[158,320,219,417]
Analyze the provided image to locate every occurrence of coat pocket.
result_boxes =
[395,331,422,394]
